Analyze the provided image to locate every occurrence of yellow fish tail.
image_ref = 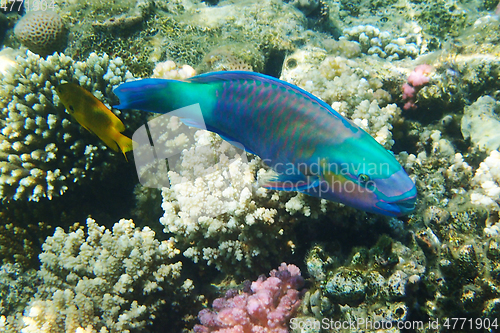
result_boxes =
[113,132,134,161]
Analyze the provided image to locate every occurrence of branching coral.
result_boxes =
[341,24,421,60]
[1,218,190,333]
[470,149,500,211]
[158,123,334,275]
[194,263,304,333]
[0,49,144,202]
[151,60,196,79]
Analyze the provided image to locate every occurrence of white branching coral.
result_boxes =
[158,124,333,275]
[471,150,500,210]
[485,222,500,238]
[0,49,144,202]
[471,150,500,238]
[1,218,188,333]
[341,24,421,60]
[151,60,196,80]
[350,100,401,148]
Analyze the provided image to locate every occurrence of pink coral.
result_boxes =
[402,64,433,110]
[194,263,304,333]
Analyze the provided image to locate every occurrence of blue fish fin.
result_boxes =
[216,133,257,154]
[263,174,320,192]
[244,147,257,155]
[179,117,205,129]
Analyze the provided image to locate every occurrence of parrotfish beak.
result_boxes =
[395,195,417,214]
[376,194,417,217]
[374,168,417,217]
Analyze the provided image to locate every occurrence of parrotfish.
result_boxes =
[56,83,134,160]
[114,71,417,216]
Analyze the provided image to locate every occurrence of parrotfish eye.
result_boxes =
[358,173,370,182]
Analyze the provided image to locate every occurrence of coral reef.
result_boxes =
[0,218,190,333]
[14,11,68,57]
[158,125,338,275]
[151,60,196,79]
[0,49,143,202]
[299,235,425,330]
[55,0,311,77]
[194,263,304,333]
[471,150,500,210]
[461,96,500,153]
[4,0,500,332]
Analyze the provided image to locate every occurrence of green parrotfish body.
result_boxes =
[114,71,416,216]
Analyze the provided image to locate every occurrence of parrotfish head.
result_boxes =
[302,132,417,217]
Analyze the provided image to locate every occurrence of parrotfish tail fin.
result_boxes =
[113,78,214,115]
[113,79,167,112]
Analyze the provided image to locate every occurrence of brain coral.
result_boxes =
[14,11,68,57]
[0,49,144,202]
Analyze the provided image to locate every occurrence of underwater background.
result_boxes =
[1,0,500,332]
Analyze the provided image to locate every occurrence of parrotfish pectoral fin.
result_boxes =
[263,174,320,192]
[216,133,256,154]
[180,118,206,129]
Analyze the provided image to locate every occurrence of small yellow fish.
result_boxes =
[56,83,133,160]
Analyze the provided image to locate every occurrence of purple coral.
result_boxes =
[402,64,433,110]
[194,263,304,333]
